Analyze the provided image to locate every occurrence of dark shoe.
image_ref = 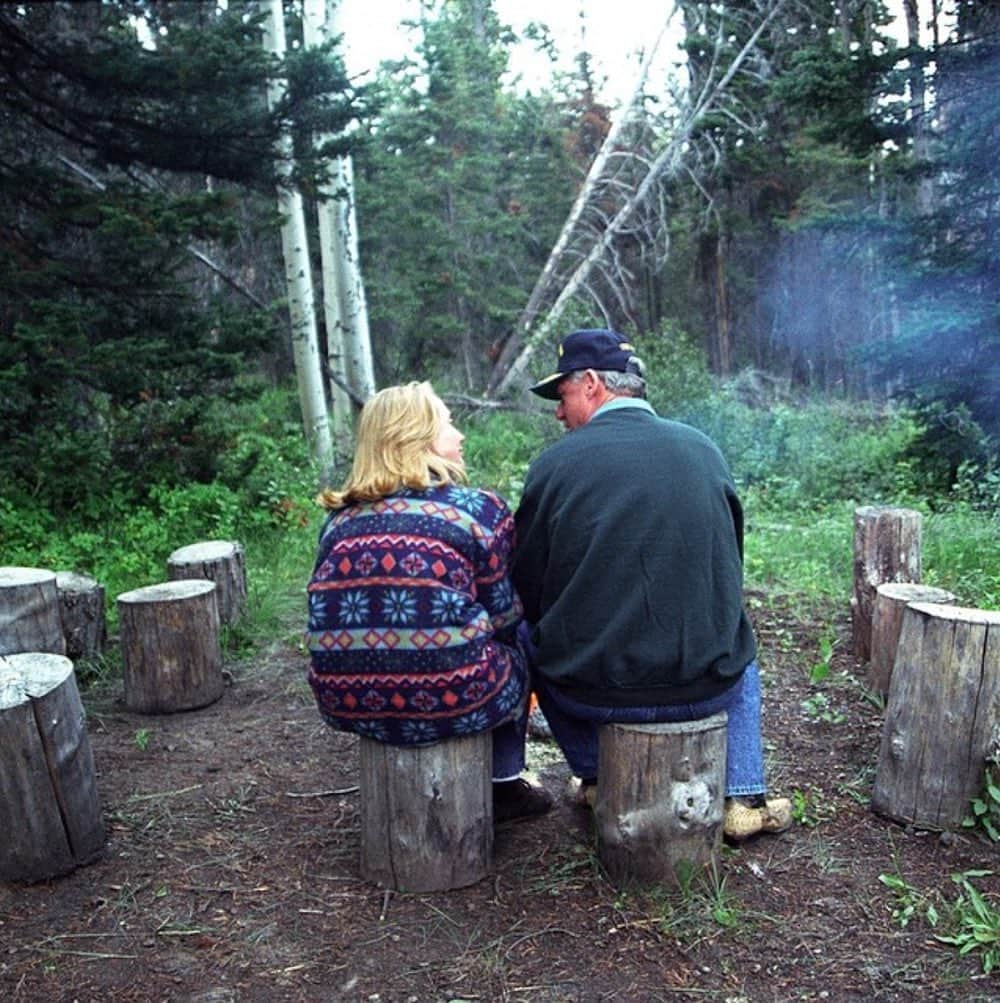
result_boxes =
[493,778,553,824]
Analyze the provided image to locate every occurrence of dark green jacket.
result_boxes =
[512,402,756,706]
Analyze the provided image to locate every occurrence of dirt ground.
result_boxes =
[2,591,997,1002]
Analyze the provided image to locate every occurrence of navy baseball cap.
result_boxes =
[529,329,642,399]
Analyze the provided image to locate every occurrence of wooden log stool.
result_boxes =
[167,540,247,626]
[359,731,493,892]
[872,603,1000,830]
[868,583,956,698]
[0,652,105,882]
[595,713,727,887]
[56,571,107,663]
[851,505,922,662]
[0,566,66,656]
[117,580,224,714]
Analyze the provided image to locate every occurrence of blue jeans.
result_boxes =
[533,662,768,798]
[491,694,530,780]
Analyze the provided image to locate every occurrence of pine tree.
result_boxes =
[0,0,360,503]
[353,0,575,389]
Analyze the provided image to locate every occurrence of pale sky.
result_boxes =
[335,1,933,113]
[335,0,686,111]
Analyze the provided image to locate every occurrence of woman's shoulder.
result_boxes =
[429,484,512,522]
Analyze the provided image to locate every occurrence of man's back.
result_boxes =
[512,404,755,707]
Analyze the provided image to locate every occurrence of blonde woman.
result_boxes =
[306,382,551,824]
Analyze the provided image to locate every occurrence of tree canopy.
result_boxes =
[0,0,996,513]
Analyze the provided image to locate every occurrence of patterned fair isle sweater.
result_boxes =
[306,484,526,746]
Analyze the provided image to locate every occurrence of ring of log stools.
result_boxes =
[117,579,224,714]
[0,652,105,882]
[595,713,728,887]
[359,731,493,892]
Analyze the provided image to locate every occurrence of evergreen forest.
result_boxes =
[1,0,998,621]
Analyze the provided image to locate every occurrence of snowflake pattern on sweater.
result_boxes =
[305,485,527,746]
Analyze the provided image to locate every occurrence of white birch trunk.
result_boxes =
[329,153,376,404]
[262,0,333,468]
[306,0,376,427]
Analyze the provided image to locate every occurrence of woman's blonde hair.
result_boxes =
[317,381,467,510]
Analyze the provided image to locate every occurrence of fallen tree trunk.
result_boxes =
[489,3,785,398]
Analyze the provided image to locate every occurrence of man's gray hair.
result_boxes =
[598,360,647,399]
[566,358,648,399]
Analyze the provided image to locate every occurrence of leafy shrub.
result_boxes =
[635,325,714,415]
[683,393,924,509]
[461,408,552,505]
[901,400,993,495]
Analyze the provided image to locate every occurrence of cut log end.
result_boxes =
[0,652,105,882]
[0,652,74,710]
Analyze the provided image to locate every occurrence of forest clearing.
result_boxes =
[2,3,998,999]
[1,584,998,1002]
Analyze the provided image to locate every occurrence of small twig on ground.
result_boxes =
[379,889,392,922]
[421,900,464,928]
[285,786,359,798]
[127,784,204,802]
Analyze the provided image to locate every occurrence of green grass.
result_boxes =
[3,382,997,696]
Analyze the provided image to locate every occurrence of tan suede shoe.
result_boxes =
[724,796,793,841]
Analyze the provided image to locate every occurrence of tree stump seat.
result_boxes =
[872,603,1000,830]
[359,731,493,892]
[851,506,922,662]
[56,571,107,662]
[117,579,224,714]
[0,566,65,656]
[0,652,105,882]
[595,713,728,887]
[869,583,956,698]
[167,540,247,626]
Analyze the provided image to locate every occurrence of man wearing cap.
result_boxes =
[511,328,790,841]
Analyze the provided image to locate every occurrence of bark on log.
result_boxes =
[869,583,956,698]
[167,540,247,626]
[872,603,1000,830]
[595,714,727,887]
[851,506,922,661]
[0,566,66,656]
[359,732,493,892]
[55,571,107,662]
[118,580,223,714]
[0,652,105,882]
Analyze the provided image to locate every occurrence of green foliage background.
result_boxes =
[0,1,997,679]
